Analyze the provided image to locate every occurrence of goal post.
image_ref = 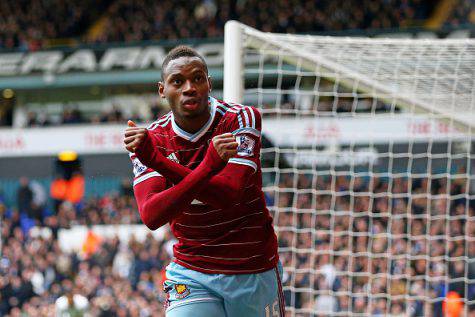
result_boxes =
[224,21,475,316]
[224,22,475,132]
[223,20,244,104]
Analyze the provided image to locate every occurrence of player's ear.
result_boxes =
[158,82,165,98]
[208,76,212,92]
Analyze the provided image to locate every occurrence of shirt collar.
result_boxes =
[171,97,217,142]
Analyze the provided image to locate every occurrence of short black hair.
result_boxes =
[161,45,208,80]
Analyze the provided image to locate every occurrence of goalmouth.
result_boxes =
[224,21,475,316]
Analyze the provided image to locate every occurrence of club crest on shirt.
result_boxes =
[174,284,190,299]
[237,135,255,157]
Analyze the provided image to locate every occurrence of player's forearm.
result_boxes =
[138,164,213,230]
[135,133,245,208]
[134,131,187,183]
[136,144,224,230]
[145,156,245,207]
[143,152,188,184]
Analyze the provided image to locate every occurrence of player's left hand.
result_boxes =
[124,120,147,152]
[212,133,238,161]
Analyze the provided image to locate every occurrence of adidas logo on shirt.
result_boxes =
[167,153,179,163]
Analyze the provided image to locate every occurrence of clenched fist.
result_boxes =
[212,133,238,161]
[124,120,147,152]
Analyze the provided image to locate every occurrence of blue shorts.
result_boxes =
[164,261,285,317]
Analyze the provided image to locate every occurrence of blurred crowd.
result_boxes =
[57,184,141,227]
[1,176,174,316]
[21,96,394,128]
[1,165,474,315]
[0,0,107,51]
[12,177,138,228]
[23,100,167,128]
[1,0,466,51]
[98,0,413,43]
[446,0,475,27]
[268,171,475,316]
[25,106,139,128]
[0,209,172,316]
[262,96,397,117]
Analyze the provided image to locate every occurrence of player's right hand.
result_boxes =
[212,133,238,161]
[124,120,147,153]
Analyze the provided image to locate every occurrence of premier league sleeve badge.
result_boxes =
[236,135,255,157]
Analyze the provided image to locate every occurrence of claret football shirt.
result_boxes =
[130,97,278,274]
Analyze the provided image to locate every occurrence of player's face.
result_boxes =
[159,57,211,120]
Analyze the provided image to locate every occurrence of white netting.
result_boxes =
[227,23,475,316]
[243,29,475,129]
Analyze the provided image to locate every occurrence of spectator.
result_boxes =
[30,180,47,223]
[17,177,32,216]
[100,105,124,123]
[81,228,102,259]
[62,107,84,125]
[55,288,89,317]
[314,289,338,314]
[0,100,13,127]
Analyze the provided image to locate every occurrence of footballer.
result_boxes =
[124,46,284,317]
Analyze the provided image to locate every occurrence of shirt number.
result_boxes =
[265,299,279,317]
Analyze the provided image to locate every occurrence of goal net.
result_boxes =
[224,21,475,316]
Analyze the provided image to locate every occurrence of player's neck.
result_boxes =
[173,110,211,134]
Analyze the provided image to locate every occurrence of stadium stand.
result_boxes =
[0,0,109,50]
[1,0,438,50]
[1,172,473,315]
[0,208,171,316]
[25,106,128,128]
[16,93,394,128]
[95,0,432,43]
[272,173,475,315]
[18,100,167,128]
[445,0,475,26]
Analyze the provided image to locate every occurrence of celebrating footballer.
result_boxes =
[124,45,284,317]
